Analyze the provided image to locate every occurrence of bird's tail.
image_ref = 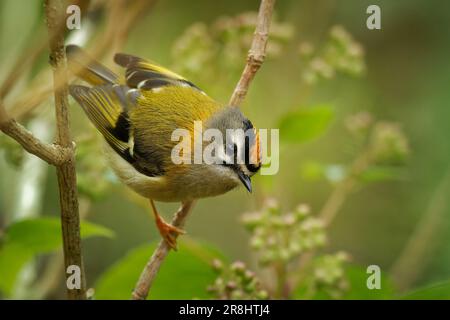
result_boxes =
[66,44,120,85]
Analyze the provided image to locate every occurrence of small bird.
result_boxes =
[66,45,261,249]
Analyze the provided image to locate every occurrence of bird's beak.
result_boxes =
[237,170,252,193]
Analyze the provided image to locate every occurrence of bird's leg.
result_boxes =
[150,199,185,250]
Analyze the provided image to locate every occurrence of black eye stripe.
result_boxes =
[246,163,261,173]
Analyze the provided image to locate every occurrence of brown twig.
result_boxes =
[32,198,92,299]
[131,0,277,300]
[131,201,196,300]
[45,0,85,299]
[229,0,275,107]
[0,116,71,165]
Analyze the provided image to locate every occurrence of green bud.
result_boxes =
[231,261,246,275]
[250,236,264,250]
[256,290,269,300]
[370,122,409,165]
[211,259,224,273]
[226,281,238,291]
[345,112,373,135]
[230,290,244,300]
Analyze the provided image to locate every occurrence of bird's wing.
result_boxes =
[114,53,202,92]
[69,84,164,177]
[66,45,120,85]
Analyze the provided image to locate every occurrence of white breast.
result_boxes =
[103,143,240,202]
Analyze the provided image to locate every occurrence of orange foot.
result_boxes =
[155,215,186,250]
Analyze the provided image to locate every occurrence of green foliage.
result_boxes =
[0,243,31,298]
[279,105,334,143]
[343,265,396,300]
[0,217,113,296]
[299,25,365,84]
[4,217,113,252]
[95,239,225,300]
[401,281,450,299]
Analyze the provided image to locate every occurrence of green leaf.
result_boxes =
[4,217,114,253]
[401,281,450,300]
[95,238,226,300]
[0,217,114,296]
[279,105,334,143]
[0,243,32,298]
[342,265,396,299]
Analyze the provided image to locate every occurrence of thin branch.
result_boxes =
[131,201,196,300]
[131,0,277,300]
[45,0,86,300]
[0,115,71,165]
[32,198,92,299]
[229,0,275,107]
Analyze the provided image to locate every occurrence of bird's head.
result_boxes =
[205,106,262,193]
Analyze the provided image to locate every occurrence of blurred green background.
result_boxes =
[1,0,449,299]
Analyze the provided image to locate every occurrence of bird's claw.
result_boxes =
[155,217,186,250]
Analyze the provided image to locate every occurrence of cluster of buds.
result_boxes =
[207,260,269,300]
[172,12,293,79]
[369,121,410,165]
[345,111,374,137]
[345,112,410,166]
[213,12,294,63]
[311,252,349,299]
[299,25,365,84]
[242,199,326,265]
[171,22,217,76]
